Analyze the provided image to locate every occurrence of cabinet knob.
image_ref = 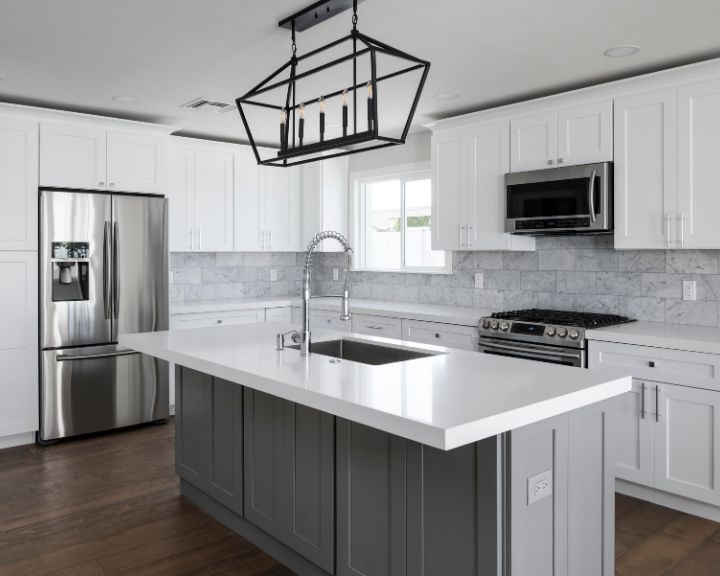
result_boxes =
[558,158,564,164]
[109,182,115,188]
[99,181,105,187]
[547,160,554,166]
[649,361,655,368]
[435,333,440,338]
[217,319,222,324]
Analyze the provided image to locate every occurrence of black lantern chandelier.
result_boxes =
[235,0,430,167]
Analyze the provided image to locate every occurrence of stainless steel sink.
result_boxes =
[288,339,439,365]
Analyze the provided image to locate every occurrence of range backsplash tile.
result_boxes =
[170,238,720,327]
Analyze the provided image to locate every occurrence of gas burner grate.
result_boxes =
[490,309,635,329]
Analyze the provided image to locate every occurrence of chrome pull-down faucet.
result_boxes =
[298,231,353,356]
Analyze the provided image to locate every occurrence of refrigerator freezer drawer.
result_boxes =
[40,344,169,441]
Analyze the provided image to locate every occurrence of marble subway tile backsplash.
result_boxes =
[171,237,720,327]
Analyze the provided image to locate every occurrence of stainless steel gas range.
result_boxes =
[478,309,635,368]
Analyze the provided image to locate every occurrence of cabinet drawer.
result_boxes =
[265,307,291,323]
[351,314,402,339]
[309,309,351,332]
[401,319,478,351]
[171,308,265,330]
[589,341,720,392]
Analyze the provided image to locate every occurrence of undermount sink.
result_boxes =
[289,339,440,366]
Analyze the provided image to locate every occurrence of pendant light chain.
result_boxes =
[291,20,297,57]
[352,0,358,29]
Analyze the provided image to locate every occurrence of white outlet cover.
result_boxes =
[474,272,484,289]
[682,280,697,301]
[528,469,553,505]
[270,269,277,282]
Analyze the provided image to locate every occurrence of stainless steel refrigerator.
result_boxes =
[39,190,169,442]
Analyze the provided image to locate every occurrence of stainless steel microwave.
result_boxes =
[505,162,613,235]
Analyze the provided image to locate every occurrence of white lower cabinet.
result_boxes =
[265,307,292,323]
[309,309,351,332]
[590,340,720,507]
[0,252,38,439]
[351,314,402,339]
[170,308,265,330]
[401,319,478,351]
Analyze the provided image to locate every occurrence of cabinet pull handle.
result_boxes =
[260,231,265,250]
[467,225,473,247]
[99,181,105,188]
[665,213,672,248]
[198,227,202,251]
[640,382,646,419]
[558,158,564,164]
[648,361,655,368]
[458,225,463,248]
[268,230,272,250]
[655,385,660,422]
[189,229,194,251]
[435,333,440,338]
[679,213,685,248]
[365,325,384,330]
[547,159,554,166]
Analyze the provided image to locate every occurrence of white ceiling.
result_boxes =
[1,0,719,144]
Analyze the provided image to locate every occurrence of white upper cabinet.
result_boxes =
[614,89,677,250]
[106,131,164,194]
[265,166,301,252]
[40,123,107,190]
[432,123,533,252]
[510,111,558,172]
[40,122,167,194]
[170,140,233,252]
[0,117,38,251]
[510,100,613,172]
[233,149,264,251]
[677,78,720,248]
[301,155,349,251]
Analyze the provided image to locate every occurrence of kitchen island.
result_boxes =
[121,322,631,576]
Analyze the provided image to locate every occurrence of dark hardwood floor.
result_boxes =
[1,420,719,576]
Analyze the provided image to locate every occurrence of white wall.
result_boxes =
[348,131,430,172]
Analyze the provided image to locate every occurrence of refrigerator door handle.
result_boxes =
[113,221,119,320]
[103,221,111,319]
[56,349,140,362]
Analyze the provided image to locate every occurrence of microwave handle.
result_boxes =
[588,169,597,223]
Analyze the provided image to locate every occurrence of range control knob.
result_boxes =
[491,320,500,330]
[481,319,491,329]
[569,329,580,340]
[557,327,568,338]
[500,321,510,331]
[546,326,556,337]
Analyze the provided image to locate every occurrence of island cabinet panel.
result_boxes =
[175,367,244,515]
[244,389,335,574]
[336,420,408,576]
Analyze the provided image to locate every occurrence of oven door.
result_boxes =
[478,339,585,367]
[505,162,612,234]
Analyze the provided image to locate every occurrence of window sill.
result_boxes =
[351,268,453,275]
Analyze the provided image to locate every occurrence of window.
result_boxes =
[353,164,448,272]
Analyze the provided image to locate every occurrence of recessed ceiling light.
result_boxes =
[113,95,138,103]
[434,92,459,101]
[604,45,640,58]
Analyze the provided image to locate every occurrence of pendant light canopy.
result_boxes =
[236,0,430,167]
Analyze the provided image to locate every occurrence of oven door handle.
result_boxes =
[480,341,582,361]
[588,169,597,223]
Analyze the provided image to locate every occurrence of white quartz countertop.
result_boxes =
[587,321,720,355]
[121,323,631,450]
[171,297,490,327]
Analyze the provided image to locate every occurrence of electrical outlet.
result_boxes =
[474,273,484,289]
[682,280,697,301]
[270,269,277,282]
[528,469,553,504]
[333,268,339,281]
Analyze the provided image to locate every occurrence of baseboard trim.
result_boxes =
[0,432,35,450]
[616,479,720,522]
[180,479,331,576]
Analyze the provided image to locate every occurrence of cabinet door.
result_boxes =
[557,100,613,166]
[234,149,264,251]
[320,156,349,251]
[614,89,677,249]
[0,252,38,437]
[678,79,720,248]
[431,127,466,250]
[244,389,286,539]
[175,367,210,487]
[284,402,335,573]
[337,419,409,576]
[510,111,558,172]
[194,149,234,252]
[0,117,38,250]
[466,120,533,252]
[40,122,107,190]
[169,147,195,251]
[613,380,654,486]
[106,131,164,194]
[265,166,301,251]
[654,383,720,506]
[310,309,352,332]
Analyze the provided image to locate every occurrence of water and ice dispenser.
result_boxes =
[51,241,90,301]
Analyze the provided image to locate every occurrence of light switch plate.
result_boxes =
[474,273,484,289]
[682,280,697,301]
[528,469,553,504]
[270,269,277,282]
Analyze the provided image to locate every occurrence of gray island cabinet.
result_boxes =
[174,366,614,576]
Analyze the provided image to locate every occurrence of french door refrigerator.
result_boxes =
[39,190,169,442]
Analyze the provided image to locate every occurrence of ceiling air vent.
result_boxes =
[181,97,235,114]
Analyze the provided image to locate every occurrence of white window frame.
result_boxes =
[350,161,451,274]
